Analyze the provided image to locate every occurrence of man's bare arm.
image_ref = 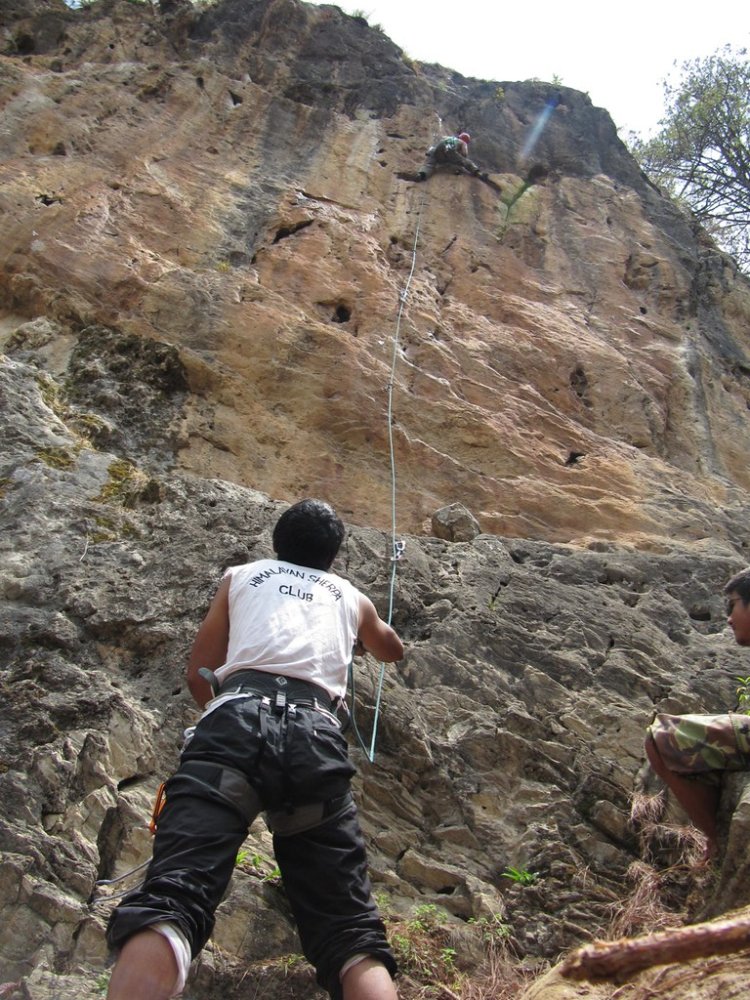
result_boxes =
[356,594,404,662]
[186,576,231,708]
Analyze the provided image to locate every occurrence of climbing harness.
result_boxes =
[347,185,427,764]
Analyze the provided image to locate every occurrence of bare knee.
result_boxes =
[341,957,397,1000]
[107,929,182,1000]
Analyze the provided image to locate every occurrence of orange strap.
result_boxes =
[149,782,167,835]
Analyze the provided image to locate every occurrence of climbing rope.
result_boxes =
[89,779,169,904]
[349,186,427,763]
[89,858,152,906]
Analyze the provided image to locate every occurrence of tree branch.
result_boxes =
[560,915,750,982]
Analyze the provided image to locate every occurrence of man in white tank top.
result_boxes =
[106,499,404,1000]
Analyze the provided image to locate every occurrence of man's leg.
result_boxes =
[107,929,178,1000]
[272,797,397,998]
[645,732,720,857]
[106,760,258,996]
[445,150,480,176]
[341,956,397,1000]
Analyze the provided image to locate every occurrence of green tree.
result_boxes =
[631,46,750,272]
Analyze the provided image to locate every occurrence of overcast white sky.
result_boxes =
[312,1,750,138]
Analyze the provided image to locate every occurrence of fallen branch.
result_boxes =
[560,915,750,981]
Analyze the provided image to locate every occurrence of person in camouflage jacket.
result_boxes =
[645,567,750,859]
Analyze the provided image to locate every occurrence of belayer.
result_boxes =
[645,566,750,861]
[418,132,485,181]
[105,498,405,1000]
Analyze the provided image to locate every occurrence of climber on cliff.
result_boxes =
[105,498,404,1000]
[417,132,486,182]
[644,567,750,861]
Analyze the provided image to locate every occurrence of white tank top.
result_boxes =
[213,559,361,699]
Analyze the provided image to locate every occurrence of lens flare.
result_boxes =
[520,95,560,162]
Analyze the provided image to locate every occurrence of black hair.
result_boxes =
[724,567,750,604]
[272,498,345,571]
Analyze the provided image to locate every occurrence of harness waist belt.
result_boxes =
[218,669,334,711]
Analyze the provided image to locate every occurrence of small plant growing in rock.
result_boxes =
[736,676,750,714]
[387,903,461,991]
[277,953,304,973]
[468,912,512,944]
[374,890,394,916]
[501,865,539,886]
[440,946,456,970]
[262,864,282,885]
[411,903,439,929]
[93,971,110,994]
[235,849,282,886]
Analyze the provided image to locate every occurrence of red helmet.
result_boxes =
[458,132,471,143]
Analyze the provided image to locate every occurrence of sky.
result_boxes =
[311,0,750,138]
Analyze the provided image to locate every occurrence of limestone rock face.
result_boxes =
[2,0,749,547]
[2,1,750,998]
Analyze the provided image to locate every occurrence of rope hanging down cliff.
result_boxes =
[349,100,564,759]
[347,188,427,763]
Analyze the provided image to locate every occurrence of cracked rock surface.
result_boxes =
[2,1,750,997]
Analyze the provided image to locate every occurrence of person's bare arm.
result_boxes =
[356,594,403,662]
[186,576,231,708]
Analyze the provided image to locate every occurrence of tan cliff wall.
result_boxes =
[2,0,750,545]
[3,1,750,997]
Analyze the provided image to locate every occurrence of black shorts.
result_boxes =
[106,691,396,997]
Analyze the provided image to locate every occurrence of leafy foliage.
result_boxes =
[500,865,539,886]
[235,849,282,885]
[381,902,533,999]
[467,912,512,944]
[388,903,464,994]
[630,46,750,272]
[736,676,750,714]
